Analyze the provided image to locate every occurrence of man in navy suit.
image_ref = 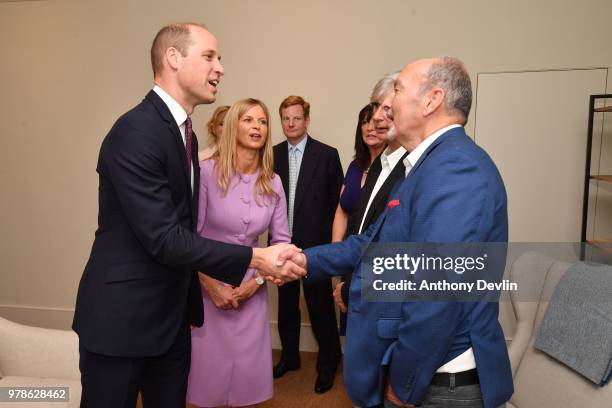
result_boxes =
[280,57,513,407]
[73,23,304,408]
[272,96,343,394]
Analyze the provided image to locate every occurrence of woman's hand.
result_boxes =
[232,278,260,305]
[199,272,238,310]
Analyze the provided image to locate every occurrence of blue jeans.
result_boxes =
[383,383,485,408]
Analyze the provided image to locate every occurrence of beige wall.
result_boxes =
[1,0,611,348]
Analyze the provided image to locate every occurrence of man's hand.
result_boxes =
[251,244,305,284]
[277,245,307,268]
[385,382,415,408]
[198,272,238,310]
[333,282,347,313]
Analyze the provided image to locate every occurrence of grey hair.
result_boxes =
[419,57,472,122]
[370,71,400,103]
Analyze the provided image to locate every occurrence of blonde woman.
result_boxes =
[188,99,290,408]
[198,105,230,161]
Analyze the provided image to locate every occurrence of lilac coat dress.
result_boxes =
[187,159,290,407]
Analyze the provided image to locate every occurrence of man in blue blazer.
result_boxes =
[281,57,513,407]
[73,23,304,408]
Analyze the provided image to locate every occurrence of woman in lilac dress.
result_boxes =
[188,98,290,408]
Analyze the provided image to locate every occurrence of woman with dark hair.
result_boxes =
[331,103,384,243]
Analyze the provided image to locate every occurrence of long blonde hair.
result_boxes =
[213,98,278,204]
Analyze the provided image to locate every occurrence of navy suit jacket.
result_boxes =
[73,90,252,357]
[304,127,513,407]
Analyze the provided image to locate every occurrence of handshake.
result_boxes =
[251,244,308,285]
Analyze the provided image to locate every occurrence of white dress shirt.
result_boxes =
[153,85,193,192]
[403,124,462,178]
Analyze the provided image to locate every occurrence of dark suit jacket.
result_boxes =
[73,90,251,357]
[273,137,343,248]
[305,127,513,407]
[341,148,408,304]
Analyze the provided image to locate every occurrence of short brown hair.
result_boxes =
[150,23,206,77]
[279,95,310,119]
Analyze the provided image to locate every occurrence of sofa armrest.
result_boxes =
[0,317,79,380]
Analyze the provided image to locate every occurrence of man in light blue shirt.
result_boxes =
[272,95,344,394]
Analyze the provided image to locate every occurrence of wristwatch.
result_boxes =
[255,275,265,285]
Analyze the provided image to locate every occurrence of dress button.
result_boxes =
[242,196,251,204]
[242,216,251,224]
[238,233,246,242]
[241,175,251,183]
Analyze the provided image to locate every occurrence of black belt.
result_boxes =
[431,368,479,387]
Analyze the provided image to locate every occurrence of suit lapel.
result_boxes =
[276,141,290,202]
[362,151,408,229]
[145,90,194,224]
[361,156,382,200]
[146,90,191,186]
[294,137,320,214]
[191,133,199,231]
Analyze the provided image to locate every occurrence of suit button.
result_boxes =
[238,233,246,242]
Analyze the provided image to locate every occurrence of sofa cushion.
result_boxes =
[510,257,612,408]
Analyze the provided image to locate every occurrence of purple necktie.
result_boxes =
[185,117,193,173]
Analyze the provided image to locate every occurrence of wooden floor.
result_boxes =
[138,350,353,408]
[259,350,352,408]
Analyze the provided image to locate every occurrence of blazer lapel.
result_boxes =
[294,137,320,214]
[361,155,382,200]
[362,151,408,229]
[190,133,199,231]
[276,141,290,203]
[145,90,191,186]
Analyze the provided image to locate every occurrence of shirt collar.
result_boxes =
[288,134,308,153]
[381,145,408,170]
[403,124,462,172]
[153,85,188,128]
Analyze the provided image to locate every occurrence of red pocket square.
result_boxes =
[388,199,400,209]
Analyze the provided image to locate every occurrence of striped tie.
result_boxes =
[288,146,298,234]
